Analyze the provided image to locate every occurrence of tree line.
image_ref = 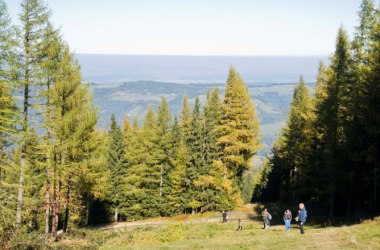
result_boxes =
[106,66,261,222]
[0,0,261,246]
[253,0,380,218]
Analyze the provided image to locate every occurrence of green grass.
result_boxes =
[54,212,380,250]
[99,220,380,250]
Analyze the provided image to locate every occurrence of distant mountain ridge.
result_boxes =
[90,80,316,155]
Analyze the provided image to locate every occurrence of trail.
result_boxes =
[92,204,258,231]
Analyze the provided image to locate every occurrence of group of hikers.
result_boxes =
[261,203,307,234]
[223,203,307,234]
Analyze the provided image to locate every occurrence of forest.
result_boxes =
[0,0,379,248]
[253,0,380,218]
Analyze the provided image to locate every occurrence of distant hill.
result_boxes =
[90,81,315,155]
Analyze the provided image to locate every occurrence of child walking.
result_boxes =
[236,218,243,231]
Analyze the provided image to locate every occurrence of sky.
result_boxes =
[5,0,364,56]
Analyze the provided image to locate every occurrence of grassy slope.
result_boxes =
[55,206,380,250]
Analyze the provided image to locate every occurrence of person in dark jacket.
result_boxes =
[296,203,307,234]
[262,208,271,229]
[222,211,227,223]
[283,209,292,232]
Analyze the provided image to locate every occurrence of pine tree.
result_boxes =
[194,88,233,210]
[315,27,353,217]
[16,0,50,226]
[107,114,127,222]
[203,88,222,172]
[349,0,380,214]
[156,97,174,215]
[124,107,162,219]
[45,43,102,234]
[278,77,314,202]
[184,97,205,213]
[180,95,191,141]
[167,117,187,214]
[218,67,261,193]
[0,0,18,231]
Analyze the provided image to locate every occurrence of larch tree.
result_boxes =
[218,67,261,197]
[15,0,50,226]
[0,0,18,219]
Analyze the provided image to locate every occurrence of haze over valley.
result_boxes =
[80,54,324,155]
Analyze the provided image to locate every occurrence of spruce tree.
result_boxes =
[124,107,161,219]
[107,114,127,222]
[156,97,174,215]
[315,27,352,217]
[278,77,314,202]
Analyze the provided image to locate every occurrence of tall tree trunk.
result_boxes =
[45,80,53,242]
[45,164,51,242]
[63,176,71,233]
[56,179,62,229]
[86,197,90,226]
[16,151,26,225]
[160,165,163,196]
[114,207,118,223]
[16,26,31,224]
[51,167,58,239]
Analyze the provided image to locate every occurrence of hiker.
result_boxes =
[283,209,292,232]
[296,203,307,234]
[236,218,243,231]
[222,210,227,223]
[262,208,271,229]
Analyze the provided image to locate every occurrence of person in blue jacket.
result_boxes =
[296,203,307,234]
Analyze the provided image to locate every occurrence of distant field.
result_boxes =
[54,205,380,250]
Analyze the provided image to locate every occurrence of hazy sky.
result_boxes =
[6,0,364,56]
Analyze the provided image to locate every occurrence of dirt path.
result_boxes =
[92,217,221,231]
[92,205,258,231]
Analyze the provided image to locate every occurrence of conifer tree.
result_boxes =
[167,117,187,213]
[277,77,314,202]
[218,67,261,192]
[16,0,50,226]
[203,88,222,171]
[315,27,352,217]
[184,97,205,213]
[107,114,127,222]
[124,107,162,219]
[180,95,191,141]
[155,97,174,215]
[0,0,18,221]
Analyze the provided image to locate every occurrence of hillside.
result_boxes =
[51,205,380,250]
[90,81,315,155]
